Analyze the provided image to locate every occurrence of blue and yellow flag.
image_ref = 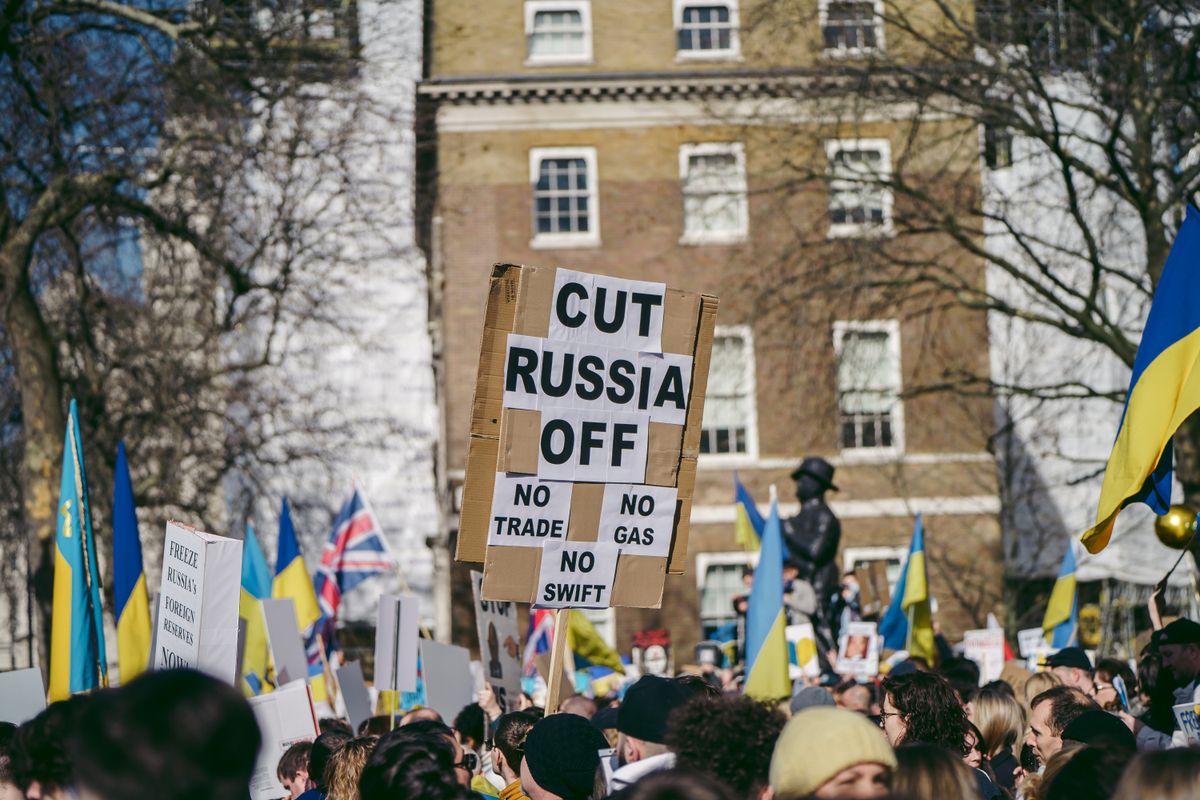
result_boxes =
[1042,543,1077,648]
[744,491,791,700]
[49,399,108,701]
[1083,206,1200,553]
[240,523,273,695]
[734,474,765,552]
[112,441,151,685]
[879,515,936,665]
[273,498,327,700]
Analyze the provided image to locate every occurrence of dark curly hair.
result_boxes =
[882,671,971,756]
[359,733,473,800]
[666,694,787,800]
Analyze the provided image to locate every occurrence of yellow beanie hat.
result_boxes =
[769,707,897,799]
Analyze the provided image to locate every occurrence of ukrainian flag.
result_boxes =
[240,523,273,695]
[273,498,327,700]
[744,490,791,700]
[567,610,624,674]
[1083,206,1200,553]
[879,515,936,665]
[112,441,151,685]
[734,474,765,551]
[1042,543,1077,648]
[49,399,108,701]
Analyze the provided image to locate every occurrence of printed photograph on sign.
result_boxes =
[535,540,619,609]
[488,473,573,548]
[597,483,677,558]
[547,269,666,353]
[837,621,880,679]
[536,408,649,483]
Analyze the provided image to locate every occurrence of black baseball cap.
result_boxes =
[1155,619,1200,647]
[1046,647,1093,672]
[616,676,691,744]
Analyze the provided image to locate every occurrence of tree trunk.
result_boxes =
[3,266,66,681]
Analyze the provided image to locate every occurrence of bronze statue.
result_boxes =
[783,457,842,651]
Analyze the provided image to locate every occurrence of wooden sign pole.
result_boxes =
[544,608,571,713]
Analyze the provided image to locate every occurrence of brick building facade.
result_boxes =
[418,0,1002,663]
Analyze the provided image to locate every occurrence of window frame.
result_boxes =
[698,324,759,463]
[695,551,756,638]
[818,0,885,56]
[825,138,894,239]
[832,319,905,458]
[672,0,741,61]
[678,142,749,245]
[528,146,601,250]
[524,0,593,66]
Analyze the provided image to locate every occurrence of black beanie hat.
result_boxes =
[617,675,691,744]
[523,713,608,800]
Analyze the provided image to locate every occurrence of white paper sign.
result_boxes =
[374,594,419,692]
[488,473,572,548]
[336,661,373,734]
[502,336,693,425]
[547,269,666,353]
[537,408,648,483]
[152,522,242,684]
[262,598,309,686]
[420,640,476,723]
[1017,627,1046,658]
[0,668,46,724]
[248,680,318,800]
[471,571,522,712]
[597,483,677,557]
[535,541,620,609]
[1174,702,1200,745]
[837,621,880,679]
[786,624,821,679]
[963,628,1006,684]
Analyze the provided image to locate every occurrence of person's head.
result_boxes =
[617,675,691,764]
[1154,619,1200,685]
[520,713,608,800]
[319,718,354,735]
[308,728,353,791]
[1060,710,1136,754]
[1092,658,1136,712]
[967,684,1025,759]
[963,722,985,770]
[276,741,312,799]
[1022,670,1062,712]
[560,695,598,720]
[892,743,982,800]
[879,672,971,755]
[1041,744,1132,800]
[0,722,20,800]
[836,683,873,715]
[382,720,472,787]
[792,686,836,715]
[453,703,486,752]
[359,734,474,800]
[323,736,376,800]
[770,707,895,800]
[938,657,982,705]
[494,709,540,784]
[667,694,786,800]
[10,694,94,798]
[1025,685,1097,765]
[67,669,260,800]
[622,769,736,800]
[1046,647,1095,694]
[1111,746,1200,800]
[400,706,444,726]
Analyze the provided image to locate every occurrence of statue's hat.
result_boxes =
[790,456,838,491]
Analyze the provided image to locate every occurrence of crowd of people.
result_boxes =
[4,619,1200,800]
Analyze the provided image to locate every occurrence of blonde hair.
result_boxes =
[1023,671,1062,712]
[324,736,377,800]
[1112,748,1200,800]
[971,689,1026,759]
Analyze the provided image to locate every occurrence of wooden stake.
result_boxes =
[545,608,571,713]
[316,633,339,706]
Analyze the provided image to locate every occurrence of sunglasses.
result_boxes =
[456,752,479,772]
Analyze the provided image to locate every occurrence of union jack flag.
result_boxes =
[313,487,394,624]
[523,609,555,677]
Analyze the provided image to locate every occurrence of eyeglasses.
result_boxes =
[877,711,901,727]
[456,752,479,772]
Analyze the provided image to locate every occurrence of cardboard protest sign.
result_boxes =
[1174,702,1200,745]
[963,628,1006,685]
[534,541,619,609]
[471,571,522,712]
[152,521,242,684]
[248,680,318,800]
[374,594,419,692]
[0,668,46,724]
[837,621,880,679]
[336,661,373,734]
[420,640,475,723]
[457,264,717,609]
[632,628,672,677]
[786,623,821,679]
[262,598,309,686]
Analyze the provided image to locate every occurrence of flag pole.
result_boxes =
[545,608,571,713]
